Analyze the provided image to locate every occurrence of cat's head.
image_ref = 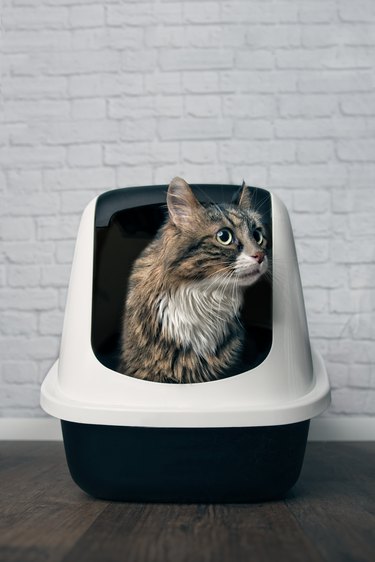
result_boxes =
[164,177,269,288]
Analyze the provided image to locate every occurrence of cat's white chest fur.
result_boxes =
[157,285,242,356]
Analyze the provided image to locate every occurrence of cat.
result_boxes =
[118,177,269,383]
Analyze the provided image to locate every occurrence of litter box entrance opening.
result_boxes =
[91,185,273,378]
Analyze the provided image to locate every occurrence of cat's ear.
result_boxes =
[167,177,201,227]
[238,180,252,209]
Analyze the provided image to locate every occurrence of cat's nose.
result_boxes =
[252,252,264,264]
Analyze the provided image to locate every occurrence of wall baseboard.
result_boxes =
[0,416,374,441]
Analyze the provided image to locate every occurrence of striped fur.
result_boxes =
[119,177,268,383]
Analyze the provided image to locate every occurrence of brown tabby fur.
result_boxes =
[119,177,268,383]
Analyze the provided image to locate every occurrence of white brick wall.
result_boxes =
[1,0,374,418]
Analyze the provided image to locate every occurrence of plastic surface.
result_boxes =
[40,185,331,428]
[61,420,310,503]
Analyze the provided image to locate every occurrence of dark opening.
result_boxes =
[91,185,272,379]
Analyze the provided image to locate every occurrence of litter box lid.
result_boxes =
[40,185,331,428]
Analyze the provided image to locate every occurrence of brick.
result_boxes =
[269,164,347,188]
[340,1,375,22]
[71,98,106,120]
[1,242,55,265]
[41,265,71,287]
[0,218,35,241]
[235,50,274,69]
[154,164,229,185]
[331,240,375,264]
[330,388,368,414]
[299,3,336,23]
[293,189,330,212]
[105,141,179,166]
[116,93,158,117]
[0,192,60,216]
[326,362,349,389]
[349,364,372,389]
[228,166,268,187]
[297,140,334,164]
[329,289,375,313]
[185,96,221,118]
[69,73,143,97]
[2,76,67,99]
[278,94,337,118]
[3,100,70,122]
[7,170,43,191]
[159,118,232,141]
[221,70,298,93]
[337,140,375,162]
[303,288,329,313]
[183,2,221,24]
[340,94,375,116]
[0,146,65,169]
[39,311,64,336]
[234,121,274,140]
[44,167,116,190]
[302,26,338,48]
[8,266,40,288]
[275,118,333,139]
[0,172,6,191]
[350,265,375,288]
[46,50,120,75]
[120,118,157,141]
[3,7,69,30]
[71,27,143,51]
[116,166,153,187]
[55,240,75,263]
[331,189,375,214]
[186,26,222,48]
[0,385,42,408]
[37,216,80,241]
[106,4,155,26]
[122,50,157,72]
[295,239,330,263]
[300,263,348,288]
[160,49,233,71]
[246,25,300,48]
[299,70,374,93]
[60,191,98,214]
[0,288,58,310]
[222,2,298,23]
[0,313,37,336]
[104,142,149,166]
[70,5,105,28]
[223,95,276,118]
[276,48,336,69]
[291,213,331,239]
[144,27,187,48]
[3,30,71,53]
[181,142,217,164]
[307,312,351,339]
[31,120,119,145]
[1,361,38,384]
[182,72,219,94]
[67,144,102,167]
[0,337,59,361]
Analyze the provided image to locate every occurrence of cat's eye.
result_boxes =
[216,228,234,245]
[253,229,263,245]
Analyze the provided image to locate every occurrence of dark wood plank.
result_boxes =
[61,502,324,562]
[285,442,375,562]
[0,441,374,562]
[0,442,108,562]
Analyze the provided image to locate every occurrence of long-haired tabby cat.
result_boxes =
[119,177,268,383]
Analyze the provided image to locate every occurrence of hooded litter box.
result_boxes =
[41,184,330,503]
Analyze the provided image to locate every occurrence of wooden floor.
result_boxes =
[0,441,374,562]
